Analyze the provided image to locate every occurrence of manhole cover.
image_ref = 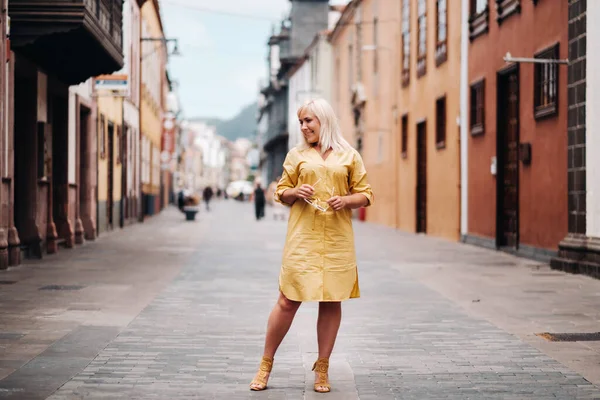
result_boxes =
[0,281,16,285]
[39,285,85,291]
[536,332,600,342]
[0,333,24,340]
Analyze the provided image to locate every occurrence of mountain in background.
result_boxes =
[192,102,258,142]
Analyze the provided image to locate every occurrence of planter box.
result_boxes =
[183,206,199,221]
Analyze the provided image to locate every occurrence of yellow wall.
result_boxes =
[97,95,123,203]
[141,0,165,196]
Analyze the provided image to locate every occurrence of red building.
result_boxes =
[464,0,568,261]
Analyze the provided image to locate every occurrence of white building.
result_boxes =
[188,121,229,190]
[229,138,254,183]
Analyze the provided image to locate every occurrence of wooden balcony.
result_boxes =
[9,0,124,84]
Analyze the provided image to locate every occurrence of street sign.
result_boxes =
[94,74,129,93]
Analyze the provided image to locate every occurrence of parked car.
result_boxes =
[226,180,254,201]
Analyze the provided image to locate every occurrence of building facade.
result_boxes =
[394,0,461,239]
[329,0,461,237]
[551,0,600,277]
[8,0,124,263]
[463,0,568,260]
[288,31,335,150]
[329,1,362,156]
[258,0,330,184]
[140,0,167,217]
[96,83,124,234]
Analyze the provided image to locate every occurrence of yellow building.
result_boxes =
[96,76,124,234]
[141,0,167,216]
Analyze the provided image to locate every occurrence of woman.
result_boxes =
[250,98,373,393]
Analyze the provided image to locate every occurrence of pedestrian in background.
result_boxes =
[254,182,266,220]
[250,98,373,393]
[202,186,214,211]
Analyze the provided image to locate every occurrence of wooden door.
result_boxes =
[416,121,427,233]
[497,67,519,248]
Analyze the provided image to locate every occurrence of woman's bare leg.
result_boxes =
[315,301,342,391]
[250,292,301,389]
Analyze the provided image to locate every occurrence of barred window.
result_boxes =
[471,0,487,14]
[534,44,559,119]
[470,80,485,136]
[402,0,410,86]
[436,0,447,66]
[417,0,427,77]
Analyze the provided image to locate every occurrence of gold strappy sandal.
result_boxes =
[312,358,331,393]
[249,356,273,391]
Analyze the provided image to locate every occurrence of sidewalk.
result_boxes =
[0,200,599,399]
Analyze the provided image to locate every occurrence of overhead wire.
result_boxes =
[161,0,399,26]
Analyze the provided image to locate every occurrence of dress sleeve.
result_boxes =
[274,150,299,205]
[349,151,374,206]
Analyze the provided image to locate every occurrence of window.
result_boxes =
[401,0,410,86]
[472,0,487,13]
[436,0,447,66]
[99,115,106,159]
[436,96,446,149]
[496,0,521,24]
[417,0,427,77]
[470,80,485,136]
[469,0,489,40]
[534,44,559,119]
[401,114,408,158]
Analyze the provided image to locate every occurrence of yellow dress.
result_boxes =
[274,146,374,302]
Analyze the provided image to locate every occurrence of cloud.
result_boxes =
[161,0,289,20]
[161,3,214,48]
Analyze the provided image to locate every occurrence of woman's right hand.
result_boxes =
[294,184,315,200]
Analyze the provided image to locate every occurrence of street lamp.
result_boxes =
[141,37,182,57]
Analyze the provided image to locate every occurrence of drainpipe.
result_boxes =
[459,0,469,237]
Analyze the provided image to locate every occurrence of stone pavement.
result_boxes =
[1,200,600,399]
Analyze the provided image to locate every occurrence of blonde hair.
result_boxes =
[296,98,352,153]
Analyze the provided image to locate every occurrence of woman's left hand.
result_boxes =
[327,195,348,211]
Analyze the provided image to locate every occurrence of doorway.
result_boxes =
[496,65,520,249]
[107,122,114,230]
[416,121,427,233]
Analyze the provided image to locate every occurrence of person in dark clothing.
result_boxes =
[254,183,266,221]
[203,186,214,211]
[177,190,185,212]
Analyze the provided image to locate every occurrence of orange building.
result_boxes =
[465,0,568,260]
[330,0,402,228]
[396,0,461,240]
[331,0,461,239]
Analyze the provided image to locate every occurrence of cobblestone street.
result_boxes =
[1,200,600,399]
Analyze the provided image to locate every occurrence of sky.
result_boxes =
[161,0,348,121]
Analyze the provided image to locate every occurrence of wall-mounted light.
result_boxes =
[141,37,182,57]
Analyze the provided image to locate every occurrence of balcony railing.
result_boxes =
[9,0,124,83]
